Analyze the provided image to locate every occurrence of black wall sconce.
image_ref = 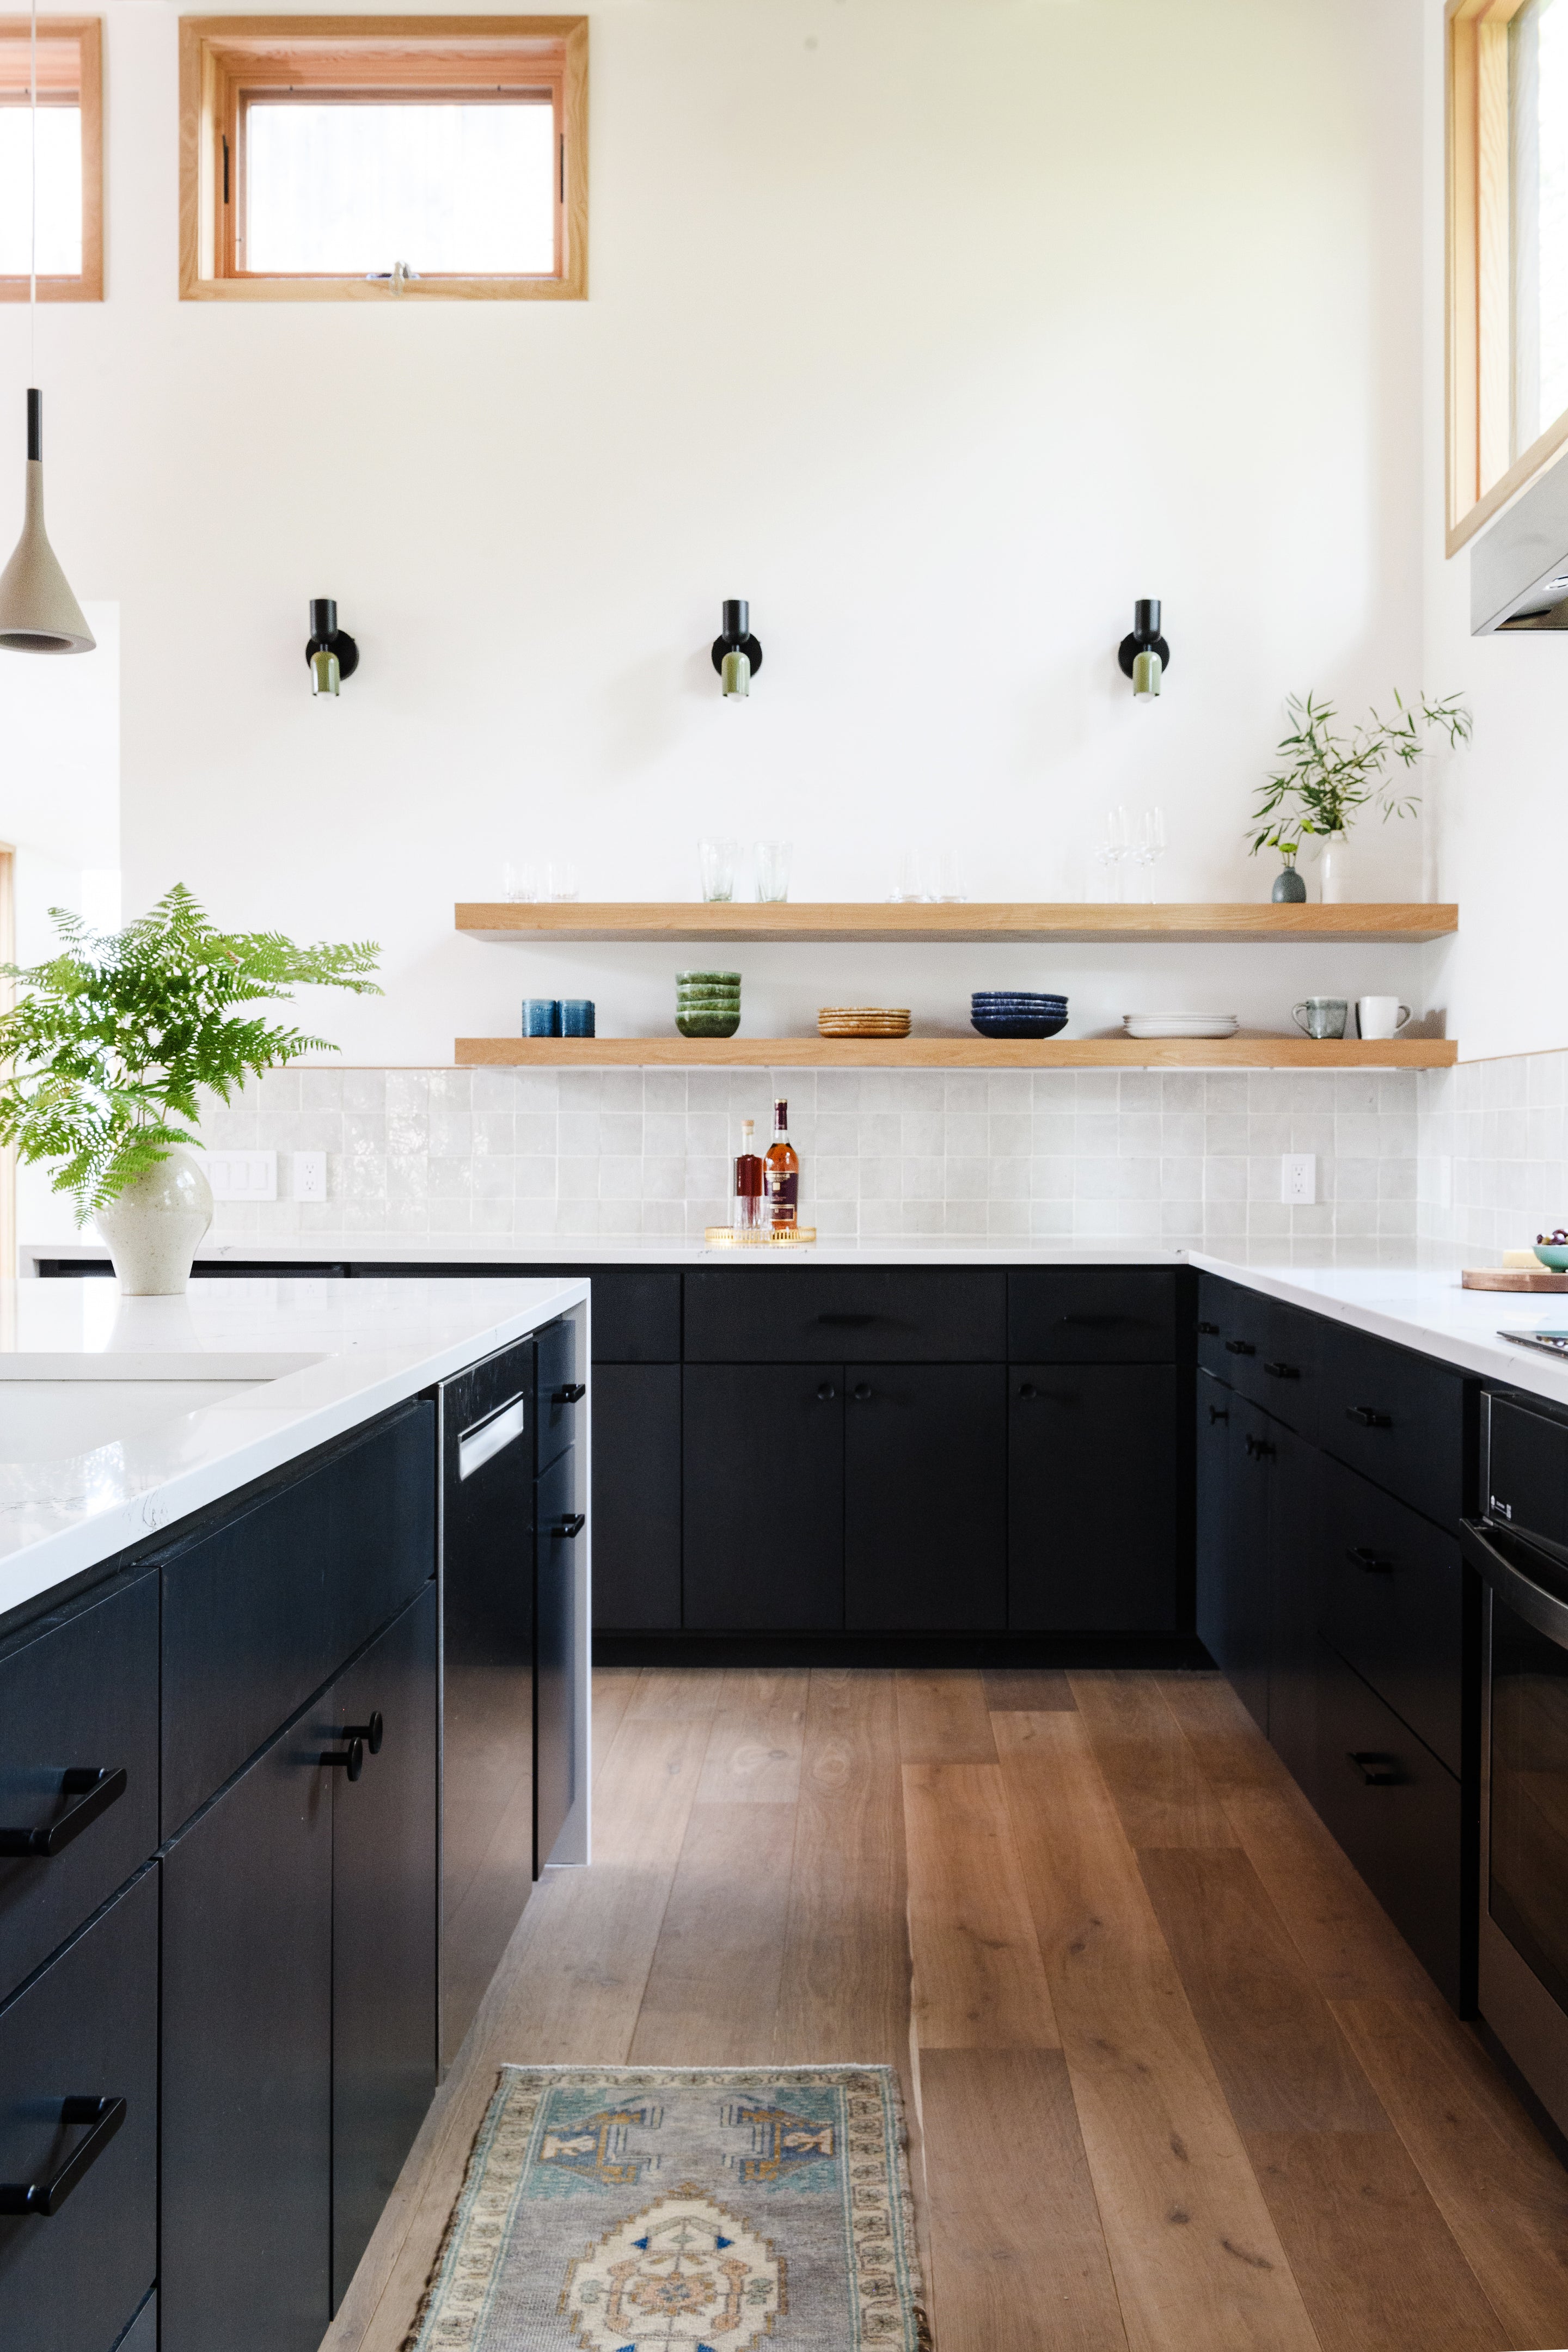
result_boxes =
[1118,598,1169,700]
[306,598,359,698]
[711,598,763,699]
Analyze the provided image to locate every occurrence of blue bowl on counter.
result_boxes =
[972,1008,1069,1039]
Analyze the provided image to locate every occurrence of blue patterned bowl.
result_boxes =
[971,1011,1069,1039]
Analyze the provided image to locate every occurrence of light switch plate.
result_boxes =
[207,1149,278,1202]
[293,1150,328,1201]
[1282,1152,1317,1206]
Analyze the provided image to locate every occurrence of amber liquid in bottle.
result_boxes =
[765,1097,799,1230]
[734,1118,767,1235]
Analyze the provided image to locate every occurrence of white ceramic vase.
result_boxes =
[1318,832,1350,904]
[94,1145,213,1296]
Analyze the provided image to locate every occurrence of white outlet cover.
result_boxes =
[207,1149,278,1202]
[1282,1152,1318,1206]
[293,1150,328,1201]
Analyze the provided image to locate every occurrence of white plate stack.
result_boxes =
[1121,1013,1239,1040]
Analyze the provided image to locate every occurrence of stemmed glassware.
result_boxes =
[1095,806,1131,902]
[1130,807,1167,904]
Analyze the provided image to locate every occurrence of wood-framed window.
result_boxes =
[0,16,102,302]
[1447,0,1568,549]
[178,15,586,301]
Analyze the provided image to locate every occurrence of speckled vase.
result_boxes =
[94,1146,213,1296]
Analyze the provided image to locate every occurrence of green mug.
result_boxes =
[1291,997,1347,1040]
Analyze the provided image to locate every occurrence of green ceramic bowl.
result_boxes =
[676,988,742,1007]
[676,1010,742,1038]
[676,970,742,987]
[1535,1244,1568,1272]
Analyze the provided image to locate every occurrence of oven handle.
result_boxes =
[1463,1517,1568,1652]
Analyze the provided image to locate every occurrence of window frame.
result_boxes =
[177,14,587,302]
[0,15,103,304]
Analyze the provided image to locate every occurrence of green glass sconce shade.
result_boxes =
[712,597,762,697]
[0,391,95,656]
[305,597,358,696]
[1118,598,1169,699]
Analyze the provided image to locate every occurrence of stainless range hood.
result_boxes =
[1472,450,1568,631]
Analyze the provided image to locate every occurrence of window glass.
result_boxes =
[242,98,556,276]
[0,106,82,275]
[1511,0,1568,455]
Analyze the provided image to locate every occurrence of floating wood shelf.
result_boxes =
[456,1037,1458,1070]
[455,901,1458,946]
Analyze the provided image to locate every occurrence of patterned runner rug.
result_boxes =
[407,2063,930,2350]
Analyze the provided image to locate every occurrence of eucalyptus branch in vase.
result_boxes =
[1248,690,1471,904]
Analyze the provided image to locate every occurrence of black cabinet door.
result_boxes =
[535,1448,579,1871]
[1195,1372,1234,1666]
[161,1722,332,2352]
[683,1364,844,1630]
[326,1587,438,2313]
[1008,1364,1178,1631]
[0,1869,157,2352]
[1267,1421,1320,1798]
[1198,1392,1272,1735]
[593,1364,682,1631]
[844,1365,1006,1630]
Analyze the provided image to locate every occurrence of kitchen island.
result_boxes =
[0,1275,589,2352]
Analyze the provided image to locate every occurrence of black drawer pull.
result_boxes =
[0,2096,126,2217]
[341,1711,384,1755]
[552,1382,586,1404]
[1018,1382,1039,1400]
[1224,1339,1256,1356]
[1264,1360,1300,1380]
[555,1512,587,1539]
[0,1766,127,1860]
[322,1738,365,1782]
[818,1313,877,1326]
[1346,1546,1393,1575]
[1197,1321,1220,1336]
[1346,1404,1392,1429]
[852,1382,873,1401]
[816,1381,837,1402]
[1347,1750,1403,1787]
[1245,1433,1275,1460]
[1209,1402,1229,1424]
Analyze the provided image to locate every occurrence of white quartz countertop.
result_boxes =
[1196,1252,1568,1412]
[0,1276,587,1624]
[24,1234,1186,1270]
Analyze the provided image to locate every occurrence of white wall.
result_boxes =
[0,0,1434,1067]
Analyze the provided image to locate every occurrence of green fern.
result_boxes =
[0,884,381,1219]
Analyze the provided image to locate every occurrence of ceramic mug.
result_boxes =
[1357,996,1411,1041]
[1291,997,1347,1040]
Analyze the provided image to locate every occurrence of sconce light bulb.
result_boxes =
[720,645,751,699]
[311,645,341,697]
[1132,647,1162,700]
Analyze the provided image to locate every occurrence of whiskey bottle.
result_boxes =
[734,1118,766,1235]
[765,1097,799,1230]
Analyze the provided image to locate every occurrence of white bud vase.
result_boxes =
[1318,832,1350,904]
[94,1146,213,1296]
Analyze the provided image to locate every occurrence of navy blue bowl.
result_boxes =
[971,1012,1069,1039]
[972,996,1067,1008]
[971,989,1067,1002]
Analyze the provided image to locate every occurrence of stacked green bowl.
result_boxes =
[676,968,742,1038]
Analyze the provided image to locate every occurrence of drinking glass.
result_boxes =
[545,861,578,903]
[935,848,966,904]
[699,838,740,903]
[503,860,537,904]
[755,840,793,903]
[1095,807,1131,902]
[1132,807,1167,904]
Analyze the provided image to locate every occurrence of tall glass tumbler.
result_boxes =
[755,841,793,903]
[699,839,740,903]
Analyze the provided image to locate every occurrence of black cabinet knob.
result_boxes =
[553,1382,586,1404]
[1245,1433,1275,1460]
[1208,1402,1229,1424]
[852,1382,873,1401]
[1224,1339,1256,1356]
[1018,1383,1039,1400]
[341,1712,384,1755]
[0,2095,126,2217]
[1347,1750,1402,1786]
[1264,1360,1300,1380]
[0,1766,126,1860]
[1346,1404,1392,1429]
[555,1512,587,1539]
[816,1381,837,1402]
[322,1737,365,1782]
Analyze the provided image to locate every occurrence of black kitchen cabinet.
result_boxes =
[1195,1371,1233,1665]
[327,1588,439,2312]
[593,1364,682,1631]
[535,1448,580,1871]
[0,1868,158,2352]
[845,1364,1007,1630]
[683,1364,844,1630]
[1197,1379,1271,1731]
[1008,1268,1179,1363]
[1266,1418,1320,1798]
[684,1266,1006,1364]
[1008,1364,1178,1630]
[161,1714,333,2352]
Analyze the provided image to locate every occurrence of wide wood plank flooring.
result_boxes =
[323,1668,1568,2352]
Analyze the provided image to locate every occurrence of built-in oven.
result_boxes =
[1464,1387,1568,2142]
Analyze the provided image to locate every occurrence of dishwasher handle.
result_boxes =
[457,1394,527,1482]
[1464,1516,1568,1652]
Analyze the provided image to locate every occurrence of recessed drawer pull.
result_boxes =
[552,1382,586,1405]
[1346,1546,1393,1575]
[554,1512,587,1539]
[1224,1339,1256,1356]
[1209,1402,1229,1424]
[457,1394,526,1480]
[1264,1360,1300,1380]
[0,2095,126,2217]
[1197,1321,1220,1336]
[818,1313,877,1326]
[1346,1404,1393,1429]
[0,1766,127,1860]
[1347,1750,1403,1786]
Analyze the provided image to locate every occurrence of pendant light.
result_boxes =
[0,0,94,656]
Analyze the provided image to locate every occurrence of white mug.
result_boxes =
[1356,996,1411,1040]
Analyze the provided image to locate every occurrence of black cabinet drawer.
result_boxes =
[534,1318,580,1474]
[1320,1322,1467,1527]
[683,1364,844,1630]
[161,1402,436,1837]
[1008,1270,1178,1363]
[1197,1276,1322,1438]
[1008,1364,1179,1630]
[684,1267,1005,1363]
[593,1364,682,1631]
[0,1869,158,2352]
[1318,1454,1464,1776]
[1314,1639,1465,2008]
[0,1575,158,2001]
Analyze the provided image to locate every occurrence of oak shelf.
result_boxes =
[455,1037,1458,1070]
[455,901,1459,947]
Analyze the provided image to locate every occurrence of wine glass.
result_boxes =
[1132,807,1167,904]
[1095,806,1131,902]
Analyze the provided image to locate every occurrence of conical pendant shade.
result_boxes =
[0,390,94,654]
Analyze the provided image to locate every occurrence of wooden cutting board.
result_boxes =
[1462,1266,1568,1291]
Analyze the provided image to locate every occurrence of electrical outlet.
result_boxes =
[207,1150,277,1202]
[1282,1152,1317,1206]
[293,1150,328,1201]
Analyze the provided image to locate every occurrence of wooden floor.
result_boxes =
[323,1668,1568,2352]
